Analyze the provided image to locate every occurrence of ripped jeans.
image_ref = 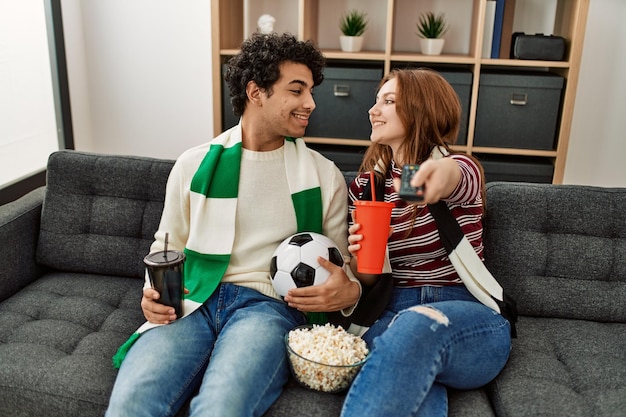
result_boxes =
[341,285,511,417]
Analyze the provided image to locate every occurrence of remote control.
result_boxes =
[399,164,425,202]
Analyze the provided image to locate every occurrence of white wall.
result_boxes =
[61,0,626,185]
[62,0,213,160]
[562,0,626,187]
[0,1,61,188]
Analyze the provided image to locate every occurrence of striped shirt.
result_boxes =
[348,155,484,287]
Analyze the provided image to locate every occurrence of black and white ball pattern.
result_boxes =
[270,232,344,297]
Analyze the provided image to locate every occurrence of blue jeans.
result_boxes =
[106,283,306,417]
[341,285,511,417]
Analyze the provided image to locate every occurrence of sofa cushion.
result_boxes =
[264,379,495,417]
[37,151,175,278]
[0,187,45,302]
[483,182,626,321]
[0,272,145,416]
[489,316,626,417]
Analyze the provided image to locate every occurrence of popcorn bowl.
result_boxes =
[284,324,370,393]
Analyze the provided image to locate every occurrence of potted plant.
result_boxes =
[416,12,448,55]
[339,9,368,52]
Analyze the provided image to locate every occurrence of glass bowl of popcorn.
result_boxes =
[285,323,370,393]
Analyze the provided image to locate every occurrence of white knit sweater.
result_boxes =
[150,142,351,301]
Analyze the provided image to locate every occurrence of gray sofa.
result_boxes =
[0,150,624,417]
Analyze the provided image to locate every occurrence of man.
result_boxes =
[106,32,360,417]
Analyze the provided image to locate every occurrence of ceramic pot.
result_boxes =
[420,38,445,55]
[340,36,364,52]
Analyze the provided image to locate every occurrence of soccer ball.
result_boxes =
[270,232,344,297]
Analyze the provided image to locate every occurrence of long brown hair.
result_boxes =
[360,67,486,209]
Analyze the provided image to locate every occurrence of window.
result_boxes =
[0,0,71,195]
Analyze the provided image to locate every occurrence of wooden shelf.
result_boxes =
[211,0,590,184]
[304,137,371,147]
[316,50,387,61]
[390,53,477,65]
[480,58,571,68]
[471,147,558,158]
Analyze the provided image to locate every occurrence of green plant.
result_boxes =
[339,9,368,37]
[416,12,448,39]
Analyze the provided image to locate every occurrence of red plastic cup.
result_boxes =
[354,200,394,274]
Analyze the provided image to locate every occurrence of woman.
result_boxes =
[341,68,512,417]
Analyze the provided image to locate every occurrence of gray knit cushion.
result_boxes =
[483,182,626,321]
[0,187,45,302]
[0,151,175,416]
[37,151,175,278]
[264,376,493,417]
[484,182,626,417]
[489,316,626,417]
[0,272,145,416]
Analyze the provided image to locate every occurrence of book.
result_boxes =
[482,0,496,59]
[499,0,517,58]
[491,0,506,58]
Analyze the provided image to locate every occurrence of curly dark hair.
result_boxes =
[224,32,326,117]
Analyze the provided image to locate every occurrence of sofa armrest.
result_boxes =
[0,187,46,302]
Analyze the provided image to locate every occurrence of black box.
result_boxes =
[474,72,564,150]
[306,67,383,140]
[308,144,366,172]
[479,155,554,183]
[391,64,472,145]
[222,64,239,130]
[512,33,566,61]
[438,70,472,145]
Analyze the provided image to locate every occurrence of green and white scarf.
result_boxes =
[113,126,323,368]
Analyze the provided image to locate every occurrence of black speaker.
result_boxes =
[511,33,566,61]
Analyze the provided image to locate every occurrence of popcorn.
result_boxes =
[286,324,369,392]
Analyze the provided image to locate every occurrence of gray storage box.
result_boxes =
[390,65,472,145]
[439,70,472,145]
[306,67,383,140]
[480,155,554,183]
[222,64,239,130]
[308,144,366,172]
[474,72,564,150]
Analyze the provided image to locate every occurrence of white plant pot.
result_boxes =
[420,38,445,55]
[340,35,364,52]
